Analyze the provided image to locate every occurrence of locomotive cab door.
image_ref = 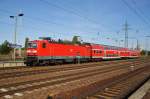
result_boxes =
[38,41,51,64]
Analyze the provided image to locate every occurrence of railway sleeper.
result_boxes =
[92,94,113,99]
[87,67,150,99]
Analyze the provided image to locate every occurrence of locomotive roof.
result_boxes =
[30,39,90,47]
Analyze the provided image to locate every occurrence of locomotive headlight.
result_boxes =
[32,50,37,53]
[27,50,31,53]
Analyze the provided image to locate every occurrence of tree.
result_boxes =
[72,36,81,44]
[140,50,150,56]
[58,39,63,43]
[140,50,146,55]
[24,37,29,49]
[0,40,12,54]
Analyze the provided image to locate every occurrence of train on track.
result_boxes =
[25,37,140,66]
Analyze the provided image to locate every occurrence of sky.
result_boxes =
[0,0,150,50]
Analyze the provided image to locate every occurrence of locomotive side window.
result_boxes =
[42,43,46,48]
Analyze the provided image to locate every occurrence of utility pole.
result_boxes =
[129,37,139,50]
[119,40,124,47]
[123,21,130,48]
[136,39,139,50]
[145,36,150,56]
[135,30,139,50]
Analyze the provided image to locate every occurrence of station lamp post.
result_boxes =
[10,13,24,61]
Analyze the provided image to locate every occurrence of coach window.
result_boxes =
[96,51,98,54]
[99,50,102,53]
[42,43,46,48]
[97,50,99,54]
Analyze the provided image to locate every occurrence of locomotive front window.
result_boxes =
[28,43,37,48]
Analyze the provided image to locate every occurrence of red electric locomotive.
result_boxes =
[25,37,91,66]
[25,37,140,66]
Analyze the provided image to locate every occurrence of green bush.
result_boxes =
[0,40,12,54]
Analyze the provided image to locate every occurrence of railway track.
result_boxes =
[0,58,148,87]
[45,62,150,99]
[0,58,144,73]
[0,60,144,89]
[0,59,124,71]
[0,58,149,99]
[0,59,125,73]
[0,60,130,80]
[0,58,147,80]
[24,62,150,99]
[86,66,150,99]
[0,64,128,97]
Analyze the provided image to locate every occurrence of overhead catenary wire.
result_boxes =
[0,20,58,38]
[0,8,102,33]
[39,0,104,28]
[0,8,66,27]
[0,9,70,38]
[131,0,150,23]
[0,10,77,39]
[0,10,56,35]
[121,0,150,26]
